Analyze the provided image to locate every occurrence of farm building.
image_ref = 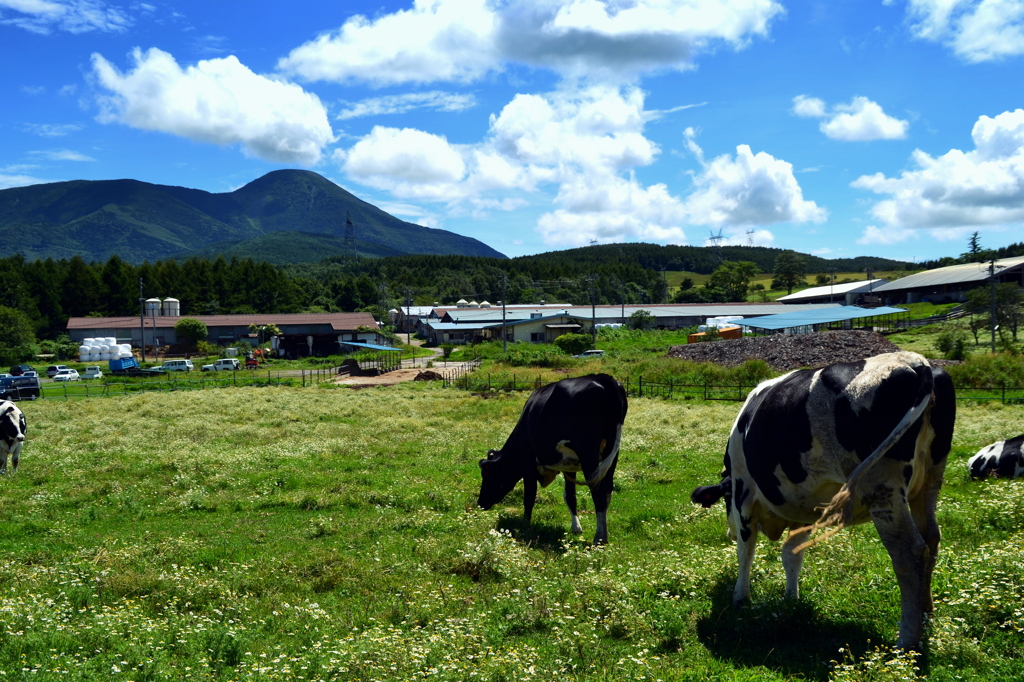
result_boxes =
[871,255,1024,304]
[67,312,382,357]
[777,279,889,305]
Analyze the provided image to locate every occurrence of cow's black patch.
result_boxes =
[996,449,1018,478]
[740,371,814,506]
[863,364,931,463]
[834,395,859,454]
[820,360,867,395]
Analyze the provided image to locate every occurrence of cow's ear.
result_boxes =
[479,459,493,475]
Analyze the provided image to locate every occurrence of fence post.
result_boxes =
[639,376,642,398]
[704,379,708,401]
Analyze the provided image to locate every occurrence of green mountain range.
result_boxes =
[0,169,506,263]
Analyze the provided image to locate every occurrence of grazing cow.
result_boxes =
[477,373,627,545]
[0,400,27,474]
[968,435,1024,479]
[691,352,955,649]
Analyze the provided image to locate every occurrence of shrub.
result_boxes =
[936,327,970,360]
[553,332,592,356]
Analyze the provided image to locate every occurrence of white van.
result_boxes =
[163,359,194,372]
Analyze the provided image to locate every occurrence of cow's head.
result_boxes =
[0,401,26,474]
[477,449,519,510]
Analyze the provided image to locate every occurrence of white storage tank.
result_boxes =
[162,298,180,316]
[145,298,162,316]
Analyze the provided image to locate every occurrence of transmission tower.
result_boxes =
[746,229,755,246]
[708,228,725,261]
[344,211,356,259]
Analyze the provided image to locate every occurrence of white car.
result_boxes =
[575,349,606,359]
[53,368,80,382]
[202,358,240,372]
[83,366,103,380]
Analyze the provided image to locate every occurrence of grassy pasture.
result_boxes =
[4,385,1024,680]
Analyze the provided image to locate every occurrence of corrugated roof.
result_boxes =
[777,279,888,302]
[873,256,1024,292]
[339,341,401,352]
[441,302,840,323]
[744,306,908,330]
[67,312,378,330]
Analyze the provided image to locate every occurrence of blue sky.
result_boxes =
[2,1,1023,262]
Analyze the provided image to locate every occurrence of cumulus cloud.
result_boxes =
[682,132,828,226]
[0,0,130,34]
[278,0,783,85]
[852,108,1024,231]
[337,85,822,247]
[91,47,334,165]
[793,95,908,141]
[336,91,476,120]
[343,126,467,200]
[902,0,1024,62]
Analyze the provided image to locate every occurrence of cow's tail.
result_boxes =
[584,423,622,487]
[690,480,729,507]
[794,385,934,552]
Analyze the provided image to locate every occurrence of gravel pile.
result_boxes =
[667,330,904,372]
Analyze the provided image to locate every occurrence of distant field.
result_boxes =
[666,270,912,300]
[4,384,1024,680]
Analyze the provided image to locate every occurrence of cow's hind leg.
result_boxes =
[588,455,618,545]
[910,460,945,615]
[523,476,537,525]
[782,527,809,600]
[872,497,929,650]
[563,474,583,535]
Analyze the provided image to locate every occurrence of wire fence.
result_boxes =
[443,371,1024,405]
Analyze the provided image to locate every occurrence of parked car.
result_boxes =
[8,365,33,376]
[163,359,194,372]
[52,369,80,382]
[575,349,606,359]
[46,364,71,378]
[202,358,240,372]
[83,366,104,380]
[0,376,41,401]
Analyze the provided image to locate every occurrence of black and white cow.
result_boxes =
[691,352,955,649]
[0,400,27,474]
[968,435,1024,479]
[477,373,627,545]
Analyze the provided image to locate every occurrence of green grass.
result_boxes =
[4,385,1024,680]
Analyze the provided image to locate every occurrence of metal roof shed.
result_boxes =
[744,306,909,333]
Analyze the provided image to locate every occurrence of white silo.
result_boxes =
[162,297,180,316]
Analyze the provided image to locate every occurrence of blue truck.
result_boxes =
[108,357,166,376]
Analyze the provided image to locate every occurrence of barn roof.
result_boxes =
[777,279,888,302]
[743,306,909,331]
[67,312,378,331]
[339,341,401,352]
[873,255,1024,292]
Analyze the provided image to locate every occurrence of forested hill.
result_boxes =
[516,243,910,275]
[0,170,505,263]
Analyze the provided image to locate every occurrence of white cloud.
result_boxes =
[852,108,1024,230]
[25,123,82,137]
[792,94,826,118]
[0,172,49,188]
[278,0,784,85]
[683,138,828,226]
[343,126,467,200]
[338,85,822,248]
[857,225,918,245]
[336,91,476,120]
[903,0,1024,62]
[29,148,94,161]
[278,0,501,86]
[91,47,334,165]
[793,95,908,141]
[0,0,130,34]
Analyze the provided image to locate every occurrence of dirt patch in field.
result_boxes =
[667,330,905,372]
[414,370,444,381]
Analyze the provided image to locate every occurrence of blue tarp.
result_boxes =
[338,341,401,352]
[744,306,908,331]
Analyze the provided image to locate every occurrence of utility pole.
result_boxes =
[405,288,413,344]
[829,268,837,304]
[589,276,597,348]
[620,280,626,324]
[990,257,998,353]
[138,278,145,362]
[501,274,508,354]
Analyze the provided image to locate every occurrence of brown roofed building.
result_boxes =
[67,312,381,358]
